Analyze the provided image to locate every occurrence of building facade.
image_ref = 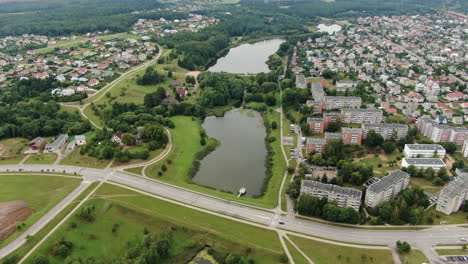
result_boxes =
[300,180,362,211]
[341,109,383,124]
[403,144,446,158]
[364,170,410,208]
[307,117,325,134]
[436,173,468,215]
[306,138,327,154]
[342,127,363,145]
[401,158,446,171]
[324,96,362,110]
[362,123,409,140]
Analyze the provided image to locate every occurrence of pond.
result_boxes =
[193,108,267,197]
[208,38,284,74]
[317,23,342,34]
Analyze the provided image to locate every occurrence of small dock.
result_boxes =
[237,187,246,198]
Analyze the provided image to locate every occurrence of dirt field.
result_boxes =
[312,170,337,179]
[0,200,34,243]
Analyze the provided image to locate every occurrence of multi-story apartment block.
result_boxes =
[306,100,324,114]
[362,123,409,140]
[300,180,362,211]
[311,83,326,102]
[462,140,468,158]
[417,118,468,146]
[324,96,361,110]
[430,124,452,143]
[341,109,383,124]
[307,117,325,134]
[323,113,341,128]
[403,144,446,158]
[342,127,363,145]
[325,132,342,142]
[449,127,468,146]
[364,170,410,208]
[306,138,327,154]
[436,173,468,215]
[401,158,446,171]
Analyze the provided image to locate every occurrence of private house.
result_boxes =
[364,170,410,208]
[300,180,362,211]
[401,158,446,171]
[403,144,446,158]
[45,134,68,152]
[111,131,123,145]
[67,135,87,151]
[28,137,46,150]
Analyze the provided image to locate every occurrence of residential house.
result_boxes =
[28,137,46,150]
[45,134,68,152]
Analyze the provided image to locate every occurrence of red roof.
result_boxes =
[176,89,187,95]
[385,108,398,114]
[447,92,465,98]
[114,131,123,138]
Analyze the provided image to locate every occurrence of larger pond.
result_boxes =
[193,109,267,196]
[208,38,284,74]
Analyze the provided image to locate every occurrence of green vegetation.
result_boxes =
[422,208,468,225]
[60,150,111,169]
[25,184,284,263]
[399,249,429,264]
[24,153,57,165]
[0,175,81,247]
[284,238,309,264]
[0,138,28,164]
[296,195,361,224]
[436,248,468,256]
[288,235,393,264]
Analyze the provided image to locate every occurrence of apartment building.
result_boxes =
[307,117,325,134]
[403,144,446,158]
[300,180,362,211]
[417,118,468,146]
[306,100,324,114]
[341,109,383,124]
[449,127,468,146]
[324,96,362,110]
[401,158,446,171]
[323,113,341,128]
[306,138,327,154]
[325,132,342,142]
[311,83,326,102]
[462,140,468,158]
[296,74,307,89]
[364,170,410,208]
[362,123,409,140]
[342,127,363,145]
[436,173,468,215]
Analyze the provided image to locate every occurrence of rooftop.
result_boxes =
[307,138,326,144]
[302,180,362,199]
[363,123,408,129]
[342,108,382,113]
[405,144,445,151]
[367,170,409,193]
[439,173,468,199]
[403,158,446,166]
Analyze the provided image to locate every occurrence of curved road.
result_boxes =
[0,164,466,263]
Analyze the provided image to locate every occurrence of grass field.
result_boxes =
[24,153,57,164]
[111,143,165,168]
[356,152,403,177]
[436,248,468,256]
[284,238,308,264]
[26,184,284,264]
[410,177,444,194]
[399,250,429,264]
[0,138,28,164]
[0,175,81,248]
[60,150,110,169]
[422,208,468,225]
[289,235,393,264]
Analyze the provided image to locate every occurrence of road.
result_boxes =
[0,164,466,263]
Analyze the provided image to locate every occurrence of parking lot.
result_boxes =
[446,256,468,263]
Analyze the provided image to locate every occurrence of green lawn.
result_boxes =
[26,184,284,264]
[0,175,81,247]
[436,248,468,256]
[284,238,309,264]
[356,152,403,177]
[111,144,165,167]
[124,166,143,175]
[399,250,429,264]
[24,153,57,164]
[422,208,468,225]
[60,150,110,169]
[289,235,393,264]
[410,177,444,194]
[0,138,28,164]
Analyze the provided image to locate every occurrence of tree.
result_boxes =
[122,134,136,146]
[441,142,456,154]
[29,256,49,264]
[365,130,384,147]
[396,241,411,254]
[265,95,276,106]
[141,124,167,144]
[143,87,166,108]
[138,66,165,85]
[382,141,396,154]
[271,121,277,130]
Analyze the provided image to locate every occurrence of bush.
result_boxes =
[279,254,288,263]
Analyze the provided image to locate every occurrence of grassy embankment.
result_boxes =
[289,235,393,264]
[23,153,57,165]
[24,184,285,264]
[0,175,81,248]
[399,250,430,264]
[0,138,28,165]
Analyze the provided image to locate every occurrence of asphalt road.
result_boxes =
[1,164,467,263]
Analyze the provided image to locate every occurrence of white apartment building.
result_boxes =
[403,144,446,158]
[365,170,410,208]
[324,96,361,110]
[436,173,468,215]
[401,158,446,171]
[362,123,409,140]
[300,180,362,211]
[341,109,383,124]
[462,140,468,158]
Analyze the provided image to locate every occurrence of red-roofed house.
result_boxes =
[32,73,49,80]
[404,92,424,103]
[88,79,99,86]
[176,89,187,97]
[436,102,446,108]
[77,67,87,74]
[445,92,466,101]
[385,108,398,114]
[111,131,123,145]
[381,101,390,108]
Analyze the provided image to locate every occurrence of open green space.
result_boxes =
[410,177,444,194]
[399,249,429,264]
[60,150,111,169]
[422,208,468,225]
[289,235,393,264]
[25,183,284,263]
[0,138,28,165]
[24,153,57,164]
[355,152,403,177]
[124,166,143,175]
[0,175,81,247]
[436,248,468,256]
[284,238,308,264]
[111,144,165,168]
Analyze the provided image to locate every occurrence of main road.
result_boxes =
[0,164,466,263]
